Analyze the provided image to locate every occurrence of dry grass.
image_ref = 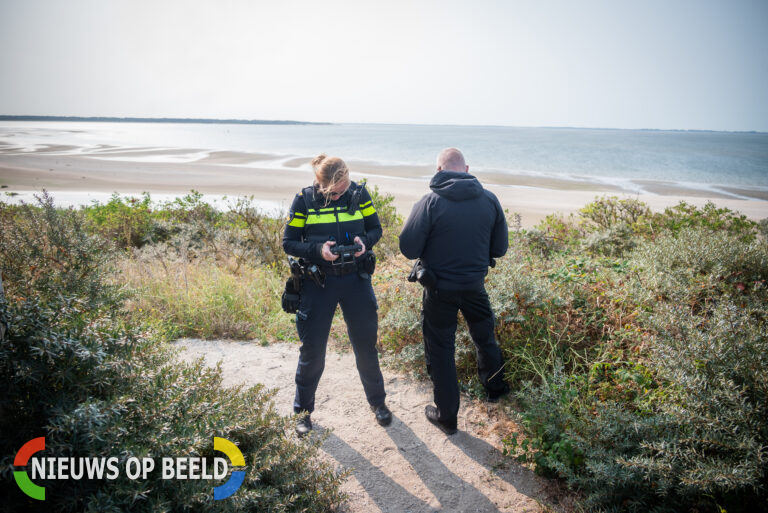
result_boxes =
[115,254,297,341]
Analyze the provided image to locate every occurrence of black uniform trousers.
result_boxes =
[294,272,386,413]
[422,286,508,424]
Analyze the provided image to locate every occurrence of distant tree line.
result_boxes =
[0,115,330,125]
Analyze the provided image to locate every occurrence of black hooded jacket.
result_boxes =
[399,171,508,291]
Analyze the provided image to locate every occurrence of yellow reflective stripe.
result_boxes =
[288,217,306,227]
[305,211,364,225]
[339,211,364,222]
[305,213,337,224]
[293,212,306,218]
[361,206,376,216]
[359,200,372,208]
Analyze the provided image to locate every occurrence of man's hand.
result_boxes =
[354,236,366,257]
[321,240,339,261]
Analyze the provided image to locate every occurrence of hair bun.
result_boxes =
[311,154,327,168]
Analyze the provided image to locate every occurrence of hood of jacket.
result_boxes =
[429,171,483,201]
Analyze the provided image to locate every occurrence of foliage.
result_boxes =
[9,189,765,512]
[381,196,767,512]
[579,196,652,232]
[499,206,768,512]
[118,255,296,341]
[227,195,287,272]
[652,201,759,239]
[82,192,157,248]
[82,186,401,275]
[376,260,423,355]
[0,194,344,512]
[635,299,767,506]
[525,213,583,257]
[0,192,119,314]
[759,218,768,240]
[365,182,403,260]
[582,223,637,257]
[83,191,289,271]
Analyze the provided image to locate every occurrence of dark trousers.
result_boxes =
[294,272,386,413]
[422,286,508,424]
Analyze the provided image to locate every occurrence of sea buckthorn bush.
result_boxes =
[497,199,768,513]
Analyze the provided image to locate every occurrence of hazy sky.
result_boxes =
[1,0,767,131]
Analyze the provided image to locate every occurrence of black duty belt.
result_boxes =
[323,263,358,276]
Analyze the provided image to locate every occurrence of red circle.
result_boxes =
[14,437,45,466]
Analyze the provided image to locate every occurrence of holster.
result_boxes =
[281,278,301,314]
[407,259,437,289]
[358,250,376,279]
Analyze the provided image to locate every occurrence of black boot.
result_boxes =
[425,405,457,435]
[371,404,393,427]
[295,414,312,437]
[487,384,510,403]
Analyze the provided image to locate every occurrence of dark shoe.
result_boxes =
[371,404,393,427]
[295,414,312,437]
[425,405,457,435]
[487,386,510,403]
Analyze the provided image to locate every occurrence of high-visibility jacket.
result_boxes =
[283,182,382,268]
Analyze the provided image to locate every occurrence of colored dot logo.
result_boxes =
[11,436,245,501]
[14,437,46,500]
[213,437,246,500]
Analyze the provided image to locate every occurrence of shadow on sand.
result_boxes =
[318,414,548,512]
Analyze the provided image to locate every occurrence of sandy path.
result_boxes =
[174,339,567,513]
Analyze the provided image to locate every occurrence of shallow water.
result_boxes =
[1,121,767,193]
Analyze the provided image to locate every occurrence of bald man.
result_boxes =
[399,148,509,435]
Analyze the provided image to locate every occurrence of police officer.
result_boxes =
[283,154,392,436]
[399,147,510,435]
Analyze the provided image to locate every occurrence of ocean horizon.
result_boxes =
[2,115,766,133]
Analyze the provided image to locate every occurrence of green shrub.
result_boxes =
[530,213,584,255]
[759,218,768,240]
[226,195,287,272]
[578,197,759,244]
[510,226,768,512]
[505,372,585,478]
[580,196,652,232]
[377,261,422,354]
[82,192,156,248]
[485,253,572,385]
[582,224,637,257]
[365,182,403,260]
[633,299,768,507]
[521,228,561,258]
[83,191,290,272]
[0,194,344,512]
[653,201,758,239]
[154,190,221,226]
[631,227,768,308]
[0,192,118,314]
[515,376,671,512]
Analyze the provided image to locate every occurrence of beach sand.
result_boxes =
[1,147,767,227]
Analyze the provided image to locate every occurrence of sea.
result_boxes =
[1,120,767,199]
